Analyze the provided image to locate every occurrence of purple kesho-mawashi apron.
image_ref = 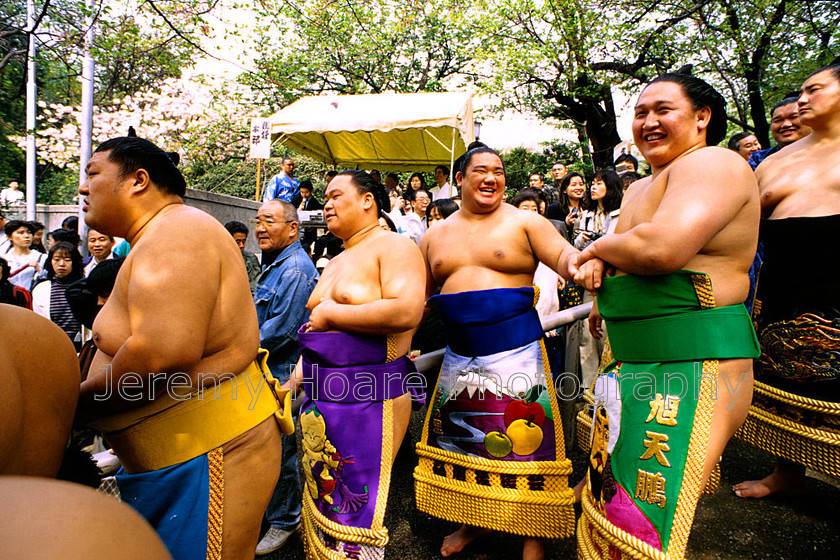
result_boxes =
[297,327,423,560]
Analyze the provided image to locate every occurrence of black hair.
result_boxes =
[620,171,642,188]
[559,172,585,195]
[378,212,398,232]
[86,257,124,298]
[224,220,249,237]
[460,146,505,176]
[85,229,114,242]
[728,132,753,152]
[281,157,293,164]
[584,169,624,212]
[529,170,543,180]
[413,188,432,201]
[46,242,84,282]
[4,219,34,238]
[385,172,400,184]
[427,198,459,223]
[49,228,81,247]
[511,189,542,209]
[29,221,45,233]
[299,179,313,192]
[408,172,427,191]
[614,153,638,169]
[336,170,388,214]
[771,96,799,118]
[648,71,728,146]
[434,165,449,176]
[61,216,78,231]
[94,136,187,197]
[807,63,840,84]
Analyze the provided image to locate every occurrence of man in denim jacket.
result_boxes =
[252,198,319,555]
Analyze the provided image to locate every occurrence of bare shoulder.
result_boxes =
[150,205,223,239]
[375,231,424,266]
[670,147,756,194]
[136,205,231,257]
[626,175,652,196]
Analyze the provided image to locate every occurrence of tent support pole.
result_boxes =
[255,159,262,201]
[449,127,456,193]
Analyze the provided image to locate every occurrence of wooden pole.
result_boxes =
[255,159,262,201]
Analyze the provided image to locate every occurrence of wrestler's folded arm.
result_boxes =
[582,148,755,275]
[78,241,221,420]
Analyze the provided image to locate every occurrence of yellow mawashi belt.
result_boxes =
[89,349,293,473]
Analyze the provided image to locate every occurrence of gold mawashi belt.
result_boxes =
[89,348,293,473]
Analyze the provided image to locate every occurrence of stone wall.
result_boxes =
[33,189,262,254]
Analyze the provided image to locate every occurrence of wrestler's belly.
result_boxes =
[614,260,749,308]
[439,267,536,296]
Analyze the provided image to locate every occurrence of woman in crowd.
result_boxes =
[426,198,459,229]
[574,169,624,249]
[3,219,46,289]
[32,241,84,350]
[406,172,427,198]
[547,172,587,241]
[30,221,46,252]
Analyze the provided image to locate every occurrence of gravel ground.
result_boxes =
[262,410,840,560]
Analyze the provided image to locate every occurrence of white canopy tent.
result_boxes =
[266,92,475,173]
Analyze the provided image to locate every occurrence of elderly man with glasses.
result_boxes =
[251,198,320,555]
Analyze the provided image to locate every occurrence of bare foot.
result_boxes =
[572,477,586,503]
[733,459,806,498]
[522,537,544,560]
[440,525,491,557]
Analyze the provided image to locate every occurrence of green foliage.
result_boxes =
[677,0,840,145]
[501,140,591,200]
[240,0,478,110]
[185,149,335,202]
[35,166,79,205]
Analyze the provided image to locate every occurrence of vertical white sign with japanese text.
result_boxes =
[249,118,271,159]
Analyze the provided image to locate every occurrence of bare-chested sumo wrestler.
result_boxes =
[416,147,581,560]
[76,136,288,560]
[575,71,760,559]
[289,170,425,559]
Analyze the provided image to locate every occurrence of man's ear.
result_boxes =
[362,191,375,211]
[696,106,712,134]
[455,171,463,186]
[288,221,299,238]
[127,168,152,196]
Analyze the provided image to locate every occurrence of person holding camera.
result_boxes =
[574,169,624,250]
[573,169,624,390]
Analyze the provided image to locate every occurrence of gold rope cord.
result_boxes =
[577,484,667,560]
[301,397,396,558]
[541,338,567,459]
[372,398,394,529]
[752,380,840,415]
[736,384,840,478]
[206,447,224,560]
